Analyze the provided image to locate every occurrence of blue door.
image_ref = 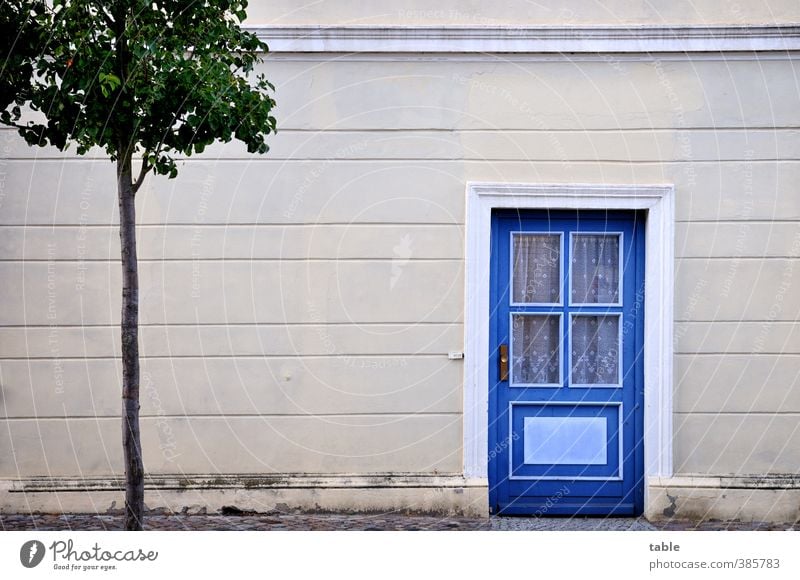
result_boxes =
[489,210,645,516]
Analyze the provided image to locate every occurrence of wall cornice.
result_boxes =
[247,24,800,53]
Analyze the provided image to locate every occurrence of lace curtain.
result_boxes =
[571,315,619,384]
[571,234,620,304]
[512,315,560,384]
[512,234,561,303]
[510,232,621,386]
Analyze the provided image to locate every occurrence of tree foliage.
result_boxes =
[2,0,276,185]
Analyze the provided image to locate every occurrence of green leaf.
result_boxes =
[0,0,277,182]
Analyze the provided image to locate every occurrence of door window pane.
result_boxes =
[571,234,620,304]
[571,315,620,385]
[512,233,561,304]
[512,314,561,385]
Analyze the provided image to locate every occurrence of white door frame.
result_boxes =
[463,183,675,504]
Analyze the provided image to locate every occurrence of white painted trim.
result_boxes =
[463,183,675,501]
[250,24,800,53]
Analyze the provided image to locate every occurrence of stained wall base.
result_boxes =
[647,476,800,524]
[0,474,490,518]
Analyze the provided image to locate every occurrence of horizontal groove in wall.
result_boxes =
[5,353,796,361]
[675,220,800,224]
[676,256,800,260]
[677,321,799,324]
[4,320,795,326]
[3,126,800,134]
[0,223,464,228]
[3,258,797,264]
[0,322,461,328]
[674,352,800,356]
[6,157,800,162]
[4,412,797,419]
[5,257,798,263]
[5,221,800,228]
[4,158,799,164]
[0,125,800,136]
[2,222,466,228]
[0,412,463,421]
[673,411,800,415]
[0,54,791,66]
[256,50,800,61]
[675,319,800,323]
[0,258,464,263]
[214,126,800,133]
[0,354,449,360]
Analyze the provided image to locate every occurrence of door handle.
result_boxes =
[499,344,509,381]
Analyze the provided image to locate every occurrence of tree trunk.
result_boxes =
[118,156,144,530]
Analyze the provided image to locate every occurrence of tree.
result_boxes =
[1,1,276,530]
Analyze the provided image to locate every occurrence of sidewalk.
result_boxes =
[1,513,795,531]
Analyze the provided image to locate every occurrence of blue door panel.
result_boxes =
[497,503,636,517]
[489,210,645,516]
[509,403,622,479]
[508,479,625,497]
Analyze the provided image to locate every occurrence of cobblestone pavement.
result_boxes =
[0,513,796,531]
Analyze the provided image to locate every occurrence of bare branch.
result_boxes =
[131,156,151,194]
[0,120,31,131]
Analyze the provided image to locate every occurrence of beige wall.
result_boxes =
[246,0,800,25]
[2,48,800,482]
